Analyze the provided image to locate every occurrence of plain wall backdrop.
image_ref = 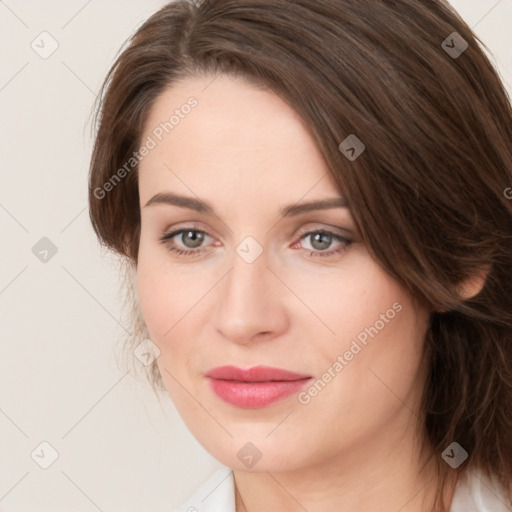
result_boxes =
[1,1,511,511]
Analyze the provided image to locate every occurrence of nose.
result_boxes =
[213,247,289,345]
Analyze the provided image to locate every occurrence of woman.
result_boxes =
[88,0,512,510]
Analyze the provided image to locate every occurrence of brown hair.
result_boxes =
[88,0,512,509]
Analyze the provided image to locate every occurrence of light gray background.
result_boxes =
[1,1,511,511]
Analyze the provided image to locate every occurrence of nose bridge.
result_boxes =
[223,244,269,313]
[214,240,285,342]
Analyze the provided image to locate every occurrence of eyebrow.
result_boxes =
[144,192,349,217]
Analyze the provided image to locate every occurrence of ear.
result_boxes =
[456,265,491,300]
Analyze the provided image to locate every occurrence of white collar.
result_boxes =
[173,466,235,512]
[449,466,510,511]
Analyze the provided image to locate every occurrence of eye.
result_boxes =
[158,227,212,257]
[293,229,352,258]
[158,226,353,259]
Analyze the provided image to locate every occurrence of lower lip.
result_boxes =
[207,377,312,408]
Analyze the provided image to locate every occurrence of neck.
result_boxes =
[233,416,457,512]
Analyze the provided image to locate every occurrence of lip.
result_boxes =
[205,365,313,408]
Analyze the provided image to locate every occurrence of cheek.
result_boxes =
[333,292,428,413]
[135,248,188,354]
[301,259,403,347]
[137,264,205,419]
[136,251,207,372]
[311,264,427,400]
[136,265,192,399]
[136,236,186,337]
[136,266,167,338]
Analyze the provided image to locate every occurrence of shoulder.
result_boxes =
[450,466,511,512]
[173,465,236,512]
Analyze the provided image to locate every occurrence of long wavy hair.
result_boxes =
[87,1,512,510]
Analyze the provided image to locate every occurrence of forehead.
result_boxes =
[138,74,342,205]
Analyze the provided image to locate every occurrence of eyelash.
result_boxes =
[158,227,352,259]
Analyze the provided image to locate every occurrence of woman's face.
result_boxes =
[136,74,431,471]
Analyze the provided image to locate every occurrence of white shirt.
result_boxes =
[173,464,511,512]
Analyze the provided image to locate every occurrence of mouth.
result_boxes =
[205,365,313,408]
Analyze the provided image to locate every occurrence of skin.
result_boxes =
[135,74,480,511]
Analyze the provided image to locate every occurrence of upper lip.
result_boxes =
[205,365,312,382]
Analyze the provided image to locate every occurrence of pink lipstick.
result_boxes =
[205,365,312,408]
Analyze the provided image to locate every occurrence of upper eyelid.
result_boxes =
[295,224,350,237]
